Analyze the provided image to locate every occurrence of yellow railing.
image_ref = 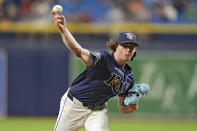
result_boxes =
[0,22,197,34]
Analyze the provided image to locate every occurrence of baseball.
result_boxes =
[52,5,63,13]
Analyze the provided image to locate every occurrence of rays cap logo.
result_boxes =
[116,32,138,46]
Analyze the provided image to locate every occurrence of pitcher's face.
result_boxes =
[116,43,137,62]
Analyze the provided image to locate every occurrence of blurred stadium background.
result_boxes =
[0,0,197,131]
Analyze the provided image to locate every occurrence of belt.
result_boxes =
[67,91,105,111]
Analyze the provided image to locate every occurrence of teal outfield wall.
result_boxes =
[69,52,197,117]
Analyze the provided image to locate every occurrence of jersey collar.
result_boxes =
[111,53,132,73]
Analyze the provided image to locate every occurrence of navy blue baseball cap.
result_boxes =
[116,32,138,46]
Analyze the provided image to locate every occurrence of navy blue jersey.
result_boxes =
[69,50,135,106]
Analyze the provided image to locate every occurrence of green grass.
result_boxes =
[0,117,197,131]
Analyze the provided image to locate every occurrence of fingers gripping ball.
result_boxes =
[124,83,150,106]
[52,5,63,13]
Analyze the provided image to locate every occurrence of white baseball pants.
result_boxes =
[54,91,109,131]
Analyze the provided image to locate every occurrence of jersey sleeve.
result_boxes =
[89,50,107,68]
[118,85,133,97]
